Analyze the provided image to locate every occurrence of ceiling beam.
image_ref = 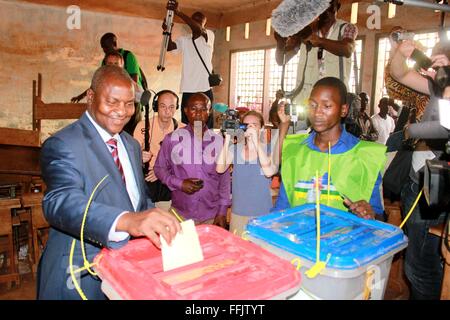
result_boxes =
[20,0,222,28]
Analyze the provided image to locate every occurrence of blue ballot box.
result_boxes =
[246,204,408,300]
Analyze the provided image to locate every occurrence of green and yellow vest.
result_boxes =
[281,134,387,211]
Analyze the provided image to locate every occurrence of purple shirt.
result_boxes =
[154,124,231,222]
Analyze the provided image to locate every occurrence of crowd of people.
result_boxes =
[36,0,449,300]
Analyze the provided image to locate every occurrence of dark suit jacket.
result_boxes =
[37,113,153,300]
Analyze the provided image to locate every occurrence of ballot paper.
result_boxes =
[161,219,204,271]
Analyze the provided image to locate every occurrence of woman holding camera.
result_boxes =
[216,110,288,236]
[389,38,449,300]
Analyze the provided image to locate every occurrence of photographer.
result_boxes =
[216,111,288,235]
[274,0,357,106]
[163,0,215,128]
[389,39,449,300]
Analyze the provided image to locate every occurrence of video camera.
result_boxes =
[407,66,450,208]
[391,30,433,70]
[221,109,247,136]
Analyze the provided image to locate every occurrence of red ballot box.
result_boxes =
[94,225,301,300]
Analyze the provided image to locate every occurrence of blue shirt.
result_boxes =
[231,144,272,216]
[272,128,384,215]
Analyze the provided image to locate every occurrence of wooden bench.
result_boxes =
[0,198,22,288]
[32,73,87,132]
[20,193,49,274]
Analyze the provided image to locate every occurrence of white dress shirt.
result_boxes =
[86,111,140,242]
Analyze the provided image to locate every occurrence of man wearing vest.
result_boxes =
[275,0,357,107]
[272,77,386,220]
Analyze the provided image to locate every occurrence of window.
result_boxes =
[230,48,300,121]
[232,50,265,112]
[348,39,363,94]
[373,30,448,113]
[230,43,362,121]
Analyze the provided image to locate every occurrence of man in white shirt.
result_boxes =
[38,65,181,300]
[371,97,396,145]
[164,0,214,128]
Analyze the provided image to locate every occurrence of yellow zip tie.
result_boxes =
[170,208,184,222]
[315,170,320,263]
[69,240,87,300]
[291,257,302,271]
[363,268,376,300]
[305,253,332,279]
[241,231,250,241]
[327,142,331,206]
[80,174,109,277]
[305,172,332,279]
[69,174,109,300]
[72,262,99,275]
[399,188,423,229]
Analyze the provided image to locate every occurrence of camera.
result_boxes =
[407,66,450,208]
[221,109,248,136]
[391,31,415,43]
[391,31,433,70]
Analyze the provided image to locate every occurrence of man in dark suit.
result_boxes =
[37,65,181,300]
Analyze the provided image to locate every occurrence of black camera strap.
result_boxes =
[192,38,212,76]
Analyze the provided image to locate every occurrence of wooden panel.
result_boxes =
[0,198,21,209]
[31,206,49,229]
[0,209,13,235]
[0,145,41,176]
[0,128,39,147]
[21,193,43,207]
[35,100,87,120]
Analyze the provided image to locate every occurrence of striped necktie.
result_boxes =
[106,138,126,184]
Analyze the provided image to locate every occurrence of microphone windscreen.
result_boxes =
[272,0,330,37]
[407,121,449,139]
[140,90,152,106]
[213,103,229,113]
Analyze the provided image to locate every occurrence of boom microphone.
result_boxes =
[139,90,152,106]
[271,0,330,37]
[407,121,449,139]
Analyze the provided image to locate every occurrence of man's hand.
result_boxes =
[181,178,204,194]
[116,208,182,248]
[142,150,152,164]
[166,0,178,13]
[145,168,158,182]
[277,104,291,125]
[213,215,227,229]
[162,19,174,31]
[275,89,285,100]
[71,94,83,103]
[431,54,450,69]
[343,198,376,220]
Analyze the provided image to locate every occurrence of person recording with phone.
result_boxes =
[389,36,450,300]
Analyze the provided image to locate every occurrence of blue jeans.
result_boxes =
[401,179,446,300]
